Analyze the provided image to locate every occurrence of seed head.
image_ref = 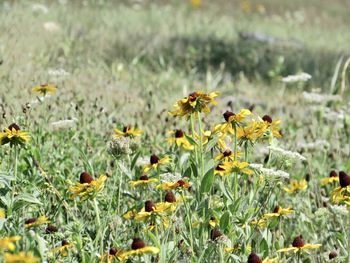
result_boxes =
[223,111,235,122]
[247,252,262,263]
[175,129,184,138]
[150,154,159,165]
[25,218,37,224]
[329,170,337,177]
[131,238,145,250]
[123,126,130,133]
[292,235,305,248]
[8,123,21,131]
[145,200,156,212]
[210,228,222,241]
[46,224,58,234]
[273,206,280,213]
[61,240,69,246]
[109,247,118,255]
[164,191,176,203]
[329,251,337,259]
[262,115,273,123]
[139,175,149,180]
[339,171,350,188]
[223,149,232,157]
[80,172,93,184]
[177,180,186,187]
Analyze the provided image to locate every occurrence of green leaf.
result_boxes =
[15,193,42,205]
[220,211,230,231]
[200,168,214,194]
[130,151,141,170]
[260,238,269,258]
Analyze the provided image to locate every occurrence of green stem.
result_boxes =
[182,193,195,260]
[233,124,238,200]
[190,114,199,167]
[348,207,350,263]
[93,198,101,226]
[197,113,204,178]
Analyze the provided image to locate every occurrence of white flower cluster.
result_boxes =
[160,172,182,183]
[302,92,341,103]
[282,72,311,83]
[297,140,330,151]
[329,205,349,216]
[107,136,139,159]
[268,146,307,162]
[249,163,290,179]
[32,4,49,14]
[48,68,70,77]
[51,118,77,129]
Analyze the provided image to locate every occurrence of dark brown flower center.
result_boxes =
[46,225,58,233]
[223,111,235,122]
[61,240,69,246]
[223,149,232,157]
[139,175,149,181]
[215,165,225,171]
[188,92,199,102]
[339,171,350,188]
[262,115,273,123]
[329,251,337,259]
[177,180,186,187]
[123,126,130,133]
[292,236,305,248]
[8,123,20,131]
[164,191,176,203]
[150,154,159,165]
[80,172,93,184]
[273,206,280,213]
[131,238,145,250]
[175,129,184,138]
[210,228,222,241]
[109,247,118,255]
[25,218,37,224]
[145,200,156,212]
[247,252,262,263]
[329,170,337,177]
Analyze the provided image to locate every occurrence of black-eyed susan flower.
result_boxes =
[332,171,350,205]
[129,175,158,187]
[24,216,50,228]
[283,179,307,193]
[329,251,338,259]
[0,123,30,147]
[169,91,220,118]
[214,109,251,134]
[209,217,219,228]
[69,172,107,201]
[120,238,160,260]
[134,200,175,222]
[0,236,21,251]
[214,163,232,176]
[143,154,170,173]
[4,251,40,263]
[236,122,261,143]
[214,149,240,162]
[166,129,194,150]
[250,218,267,229]
[156,179,191,190]
[114,126,143,138]
[277,235,321,253]
[210,228,223,241]
[320,170,339,186]
[32,83,57,95]
[229,160,253,175]
[263,206,294,219]
[100,247,126,262]
[256,115,282,140]
[51,240,74,257]
[247,252,278,263]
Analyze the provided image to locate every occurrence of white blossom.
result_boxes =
[268,146,307,162]
[249,163,290,179]
[282,72,311,83]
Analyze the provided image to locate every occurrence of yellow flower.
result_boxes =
[156,179,191,190]
[263,206,294,219]
[169,91,220,118]
[123,210,137,220]
[114,126,143,138]
[214,149,240,162]
[120,238,159,260]
[277,235,321,253]
[258,115,282,139]
[236,123,261,143]
[51,240,74,257]
[134,200,176,222]
[332,171,350,205]
[251,218,267,229]
[4,251,40,263]
[24,216,50,228]
[0,208,5,219]
[321,176,339,186]
[69,172,107,201]
[191,0,201,8]
[146,217,170,231]
[230,160,253,175]
[129,175,158,187]
[263,257,279,263]
[283,179,307,194]
[32,83,57,95]
[143,155,170,173]
[214,109,251,134]
[0,236,21,251]
[214,163,232,176]
[209,217,219,228]
[100,247,126,262]
[166,129,194,150]
[0,123,30,147]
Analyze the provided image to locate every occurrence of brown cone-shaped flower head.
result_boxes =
[223,111,235,122]
[262,115,273,123]
[123,126,130,133]
[339,171,350,188]
[292,236,305,248]
[131,238,145,250]
[25,218,37,224]
[215,165,225,171]
[329,170,337,177]
[329,251,337,259]
[188,92,199,102]
[175,129,184,138]
[177,180,186,187]
[8,123,20,131]
[145,200,156,212]
[273,206,280,213]
[109,247,118,255]
[211,228,222,241]
[139,175,149,180]
[164,191,176,203]
[150,154,160,165]
[80,172,93,184]
[223,149,232,157]
[46,224,58,234]
[61,240,69,246]
[247,253,262,263]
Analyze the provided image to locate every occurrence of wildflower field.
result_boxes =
[1,0,350,262]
